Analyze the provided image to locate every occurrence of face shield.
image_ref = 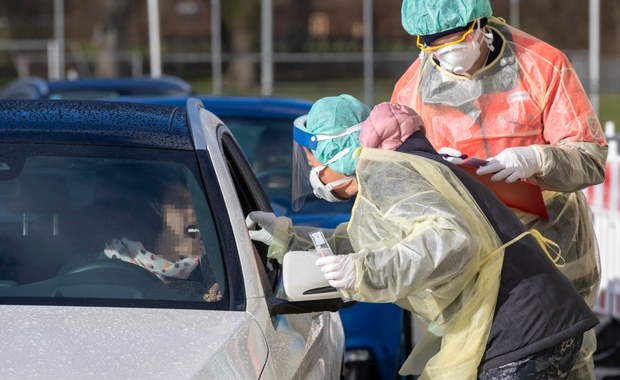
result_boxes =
[292,115,360,211]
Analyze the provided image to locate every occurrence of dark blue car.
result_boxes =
[0,75,194,100]
[119,95,411,380]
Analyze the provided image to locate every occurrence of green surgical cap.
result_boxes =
[401,0,492,36]
[306,94,370,176]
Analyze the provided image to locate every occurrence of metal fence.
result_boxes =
[567,51,620,93]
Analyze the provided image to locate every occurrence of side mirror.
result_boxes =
[268,250,354,316]
[283,250,339,301]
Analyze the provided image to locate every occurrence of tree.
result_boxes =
[221,0,260,91]
[91,0,133,77]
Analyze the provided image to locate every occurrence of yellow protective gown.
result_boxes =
[392,18,607,378]
[270,148,508,379]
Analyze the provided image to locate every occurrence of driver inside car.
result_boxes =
[102,178,222,302]
[103,181,201,281]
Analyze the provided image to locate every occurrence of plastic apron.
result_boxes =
[348,149,504,379]
[392,19,607,378]
[267,148,563,378]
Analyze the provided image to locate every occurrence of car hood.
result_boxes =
[0,305,267,380]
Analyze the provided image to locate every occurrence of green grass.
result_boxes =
[191,77,398,104]
[600,93,620,133]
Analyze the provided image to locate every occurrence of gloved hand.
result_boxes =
[315,254,358,289]
[437,147,466,165]
[476,146,542,183]
[245,211,277,245]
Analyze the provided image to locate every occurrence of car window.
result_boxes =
[223,117,355,221]
[1,92,35,100]
[49,90,120,100]
[226,118,292,205]
[0,144,227,309]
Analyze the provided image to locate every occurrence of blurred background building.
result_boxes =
[0,0,618,123]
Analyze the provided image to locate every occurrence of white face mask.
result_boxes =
[434,28,485,76]
[309,165,353,203]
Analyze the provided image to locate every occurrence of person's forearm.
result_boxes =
[267,218,352,263]
[533,142,607,192]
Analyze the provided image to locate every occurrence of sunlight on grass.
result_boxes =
[192,78,400,103]
[600,93,620,133]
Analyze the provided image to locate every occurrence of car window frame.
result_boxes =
[217,130,281,296]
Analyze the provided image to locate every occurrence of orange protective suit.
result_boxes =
[392,17,607,379]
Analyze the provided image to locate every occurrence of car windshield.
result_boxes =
[0,144,227,309]
[49,90,121,100]
[224,117,355,218]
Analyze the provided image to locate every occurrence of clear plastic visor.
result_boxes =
[291,115,361,211]
[291,139,313,212]
[292,115,315,211]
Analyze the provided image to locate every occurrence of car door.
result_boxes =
[209,108,344,379]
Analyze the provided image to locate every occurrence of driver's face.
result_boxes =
[154,184,202,261]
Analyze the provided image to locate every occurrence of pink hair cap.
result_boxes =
[359,102,424,150]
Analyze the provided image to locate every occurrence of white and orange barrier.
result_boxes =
[584,122,620,318]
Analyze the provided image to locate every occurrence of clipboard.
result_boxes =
[458,158,548,219]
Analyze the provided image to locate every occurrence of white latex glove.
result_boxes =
[437,147,466,165]
[476,146,542,183]
[245,211,277,245]
[315,254,358,289]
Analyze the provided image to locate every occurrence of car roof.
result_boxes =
[115,95,312,118]
[0,99,194,149]
[0,76,194,99]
